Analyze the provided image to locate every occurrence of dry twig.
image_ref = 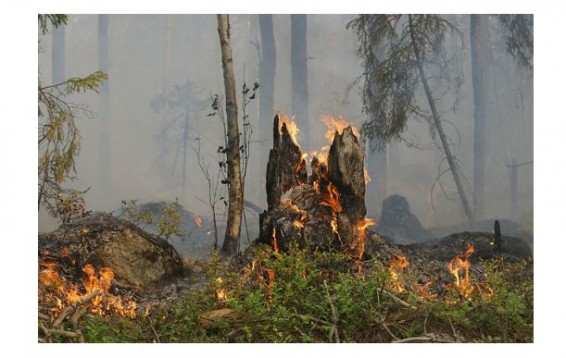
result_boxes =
[53,288,100,328]
[323,280,340,343]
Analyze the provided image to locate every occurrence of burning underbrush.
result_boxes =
[42,242,531,343]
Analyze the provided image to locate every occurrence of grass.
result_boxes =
[54,243,532,343]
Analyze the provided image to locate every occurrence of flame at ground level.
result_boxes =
[39,260,139,319]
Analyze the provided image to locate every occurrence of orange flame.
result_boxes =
[271,228,280,254]
[280,114,300,147]
[447,244,475,299]
[320,182,342,213]
[215,277,228,302]
[321,115,360,143]
[388,255,408,293]
[293,220,304,229]
[364,169,371,184]
[352,218,376,260]
[39,261,139,318]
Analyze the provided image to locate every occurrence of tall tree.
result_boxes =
[291,14,309,148]
[217,15,244,256]
[470,14,491,220]
[98,15,110,206]
[348,15,475,224]
[259,15,276,171]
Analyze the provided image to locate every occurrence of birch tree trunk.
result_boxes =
[217,15,244,255]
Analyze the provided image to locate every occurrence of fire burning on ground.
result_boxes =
[39,258,139,319]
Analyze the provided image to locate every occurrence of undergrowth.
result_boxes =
[77,244,532,343]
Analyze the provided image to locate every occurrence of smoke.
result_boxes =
[39,14,533,242]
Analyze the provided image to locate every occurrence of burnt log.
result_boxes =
[266,114,308,210]
[38,213,185,289]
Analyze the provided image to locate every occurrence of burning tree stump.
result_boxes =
[259,115,370,256]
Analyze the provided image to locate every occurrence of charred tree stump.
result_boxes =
[261,118,369,255]
[266,114,308,210]
[328,126,367,223]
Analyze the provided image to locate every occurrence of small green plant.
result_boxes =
[119,198,185,241]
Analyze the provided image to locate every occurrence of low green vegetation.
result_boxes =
[69,244,533,343]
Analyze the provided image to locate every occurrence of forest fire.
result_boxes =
[353,218,376,260]
[39,258,139,319]
[279,114,301,146]
[388,255,408,293]
[447,244,475,299]
[321,115,360,143]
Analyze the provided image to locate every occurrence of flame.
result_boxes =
[388,255,408,293]
[293,220,304,229]
[281,198,308,222]
[280,114,300,146]
[264,268,276,301]
[412,280,435,300]
[330,215,339,234]
[364,169,371,184]
[352,218,376,260]
[60,247,70,257]
[320,182,342,212]
[447,244,475,299]
[271,228,280,254]
[321,115,360,143]
[194,214,203,227]
[294,152,308,183]
[215,277,228,302]
[38,261,139,318]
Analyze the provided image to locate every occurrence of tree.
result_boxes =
[259,15,276,177]
[470,14,491,220]
[98,15,110,206]
[496,15,533,70]
[150,80,208,201]
[38,15,107,214]
[217,15,244,256]
[348,15,475,224]
[291,14,309,148]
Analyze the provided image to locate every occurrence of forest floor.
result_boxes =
[38,239,533,343]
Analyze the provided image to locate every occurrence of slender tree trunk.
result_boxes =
[291,14,309,148]
[217,15,244,256]
[408,15,474,225]
[182,111,189,203]
[98,15,110,207]
[470,14,490,221]
[259,15,276,189]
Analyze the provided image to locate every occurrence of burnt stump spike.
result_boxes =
[327,126,367,223]
[265,114,307,210]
